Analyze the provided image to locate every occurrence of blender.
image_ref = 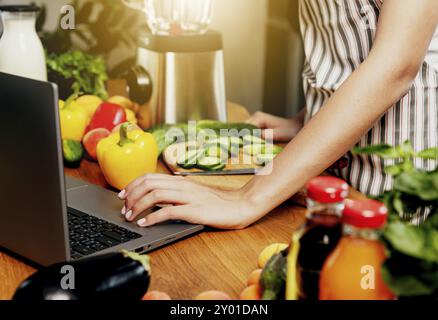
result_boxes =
[123,0,227,128]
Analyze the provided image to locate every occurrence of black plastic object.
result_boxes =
[126,65,153,105]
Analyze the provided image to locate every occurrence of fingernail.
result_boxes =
[137,218,146,227]
[125,210,133,220]
[118,190,126,200]
[121,206,126,215]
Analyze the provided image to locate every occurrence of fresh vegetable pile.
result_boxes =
[148,121,283,171]
[60,94,140,166]
[147,121,260,155]
[59,93,158,190]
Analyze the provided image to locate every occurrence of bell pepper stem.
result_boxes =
[118,123,134,147]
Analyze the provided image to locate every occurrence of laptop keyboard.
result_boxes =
[68,208,142,260]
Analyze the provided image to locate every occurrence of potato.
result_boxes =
[247,269,263,286]
[240,285,261,300]
[143,291,171,300]
[195,290,232,301]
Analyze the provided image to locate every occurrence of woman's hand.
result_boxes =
[118,174,261,230]
[246,111,305,142]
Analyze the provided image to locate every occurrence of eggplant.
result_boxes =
[13,251,150,301]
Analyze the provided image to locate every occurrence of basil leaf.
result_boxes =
[417,148,438,160]
[394,171,438,201]
[384,164,403,176]
[352,144,401,159]
[384,222,427,259]
[381,264,436,297]
[397,141,415,158]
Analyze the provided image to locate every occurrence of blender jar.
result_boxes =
[0,5,47,81]
[124,0,214,35]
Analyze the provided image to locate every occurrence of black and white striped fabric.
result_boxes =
[299,0,438,224]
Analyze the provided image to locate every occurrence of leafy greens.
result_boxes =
[353,141,438,298]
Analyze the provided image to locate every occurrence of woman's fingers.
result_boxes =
[137,205,197,228]
[119,174,184,199]
[123,179,181,211]
[246,111,268,128]
[125,190,194,222]
[123,178,212,213]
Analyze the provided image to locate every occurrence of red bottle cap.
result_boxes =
[343,200,388,229]
[306,176,349,204]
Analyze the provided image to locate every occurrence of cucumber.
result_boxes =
[229,136,243,147]
[177,149,203,169]
[63,140,84,167]
[229,145,240,157]
[197,157,226,171]
[196,121,258,134]
[205,145,228,160]
[255,154,276,166]
[260,248,288,300]
[243,134,266,145]
[243,144,265,156]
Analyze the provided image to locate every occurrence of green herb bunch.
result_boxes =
[353,142,438,299]
[353,141,438,220]
[46,50,108,99]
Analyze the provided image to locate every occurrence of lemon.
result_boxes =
[258,243,289,268]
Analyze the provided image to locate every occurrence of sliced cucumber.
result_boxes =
[205,145,228,160]
[229,145,240,157]
[262,144,283,156]
[177,149,203,169]
[197,157,226,171]
[255,154,276,166]
[243,144,265,156]
[243,134,265,145]
[229,136,243,147]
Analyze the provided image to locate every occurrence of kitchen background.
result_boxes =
[0,0,304,116]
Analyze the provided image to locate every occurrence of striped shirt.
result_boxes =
[299,0,438,223]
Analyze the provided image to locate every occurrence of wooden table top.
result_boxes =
[0,102,365,300]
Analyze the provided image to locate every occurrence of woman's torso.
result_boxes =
[299,0,438,223]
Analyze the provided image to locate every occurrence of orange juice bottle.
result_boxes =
[319,200,395,300]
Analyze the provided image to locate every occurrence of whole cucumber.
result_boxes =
[63,140,84,167]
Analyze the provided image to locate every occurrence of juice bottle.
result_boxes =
[287,176,349,300]
[319,200,395,300]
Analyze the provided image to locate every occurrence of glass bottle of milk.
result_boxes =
[0,5,47,81]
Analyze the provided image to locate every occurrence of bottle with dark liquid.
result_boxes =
[287,176,349,300]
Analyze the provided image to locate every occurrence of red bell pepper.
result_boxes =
[86,102,127,133]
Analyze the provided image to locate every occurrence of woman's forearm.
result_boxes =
[240,58,416,219]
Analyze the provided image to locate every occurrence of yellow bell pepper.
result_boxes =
[97,123,158,190]
[59,95,88,141]
[125,108,138,124]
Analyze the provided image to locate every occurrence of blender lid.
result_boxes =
[0,5,40,12]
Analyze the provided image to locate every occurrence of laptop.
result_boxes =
[0,72,203,266]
